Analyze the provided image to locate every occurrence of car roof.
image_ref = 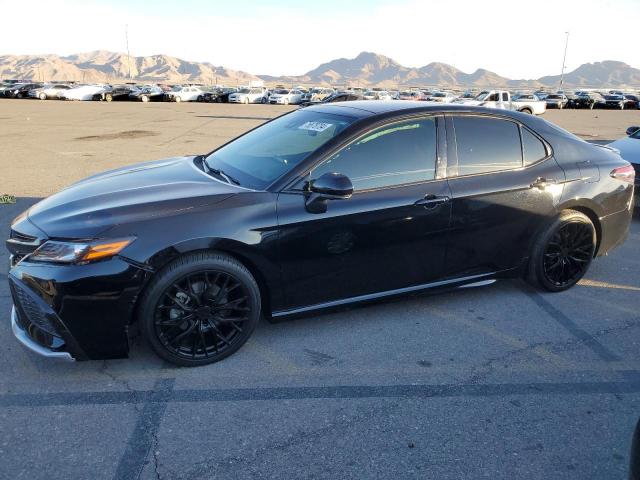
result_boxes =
[305,101,529,120]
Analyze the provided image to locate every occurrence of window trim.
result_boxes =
[445,113,553,179]
[286,114,446,194]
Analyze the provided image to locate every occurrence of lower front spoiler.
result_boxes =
[11,307,74,361]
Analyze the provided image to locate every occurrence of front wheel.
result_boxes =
[39,92,47,100]
[139,252,261,366]
[527,210,595,292]
[175,96,182,103]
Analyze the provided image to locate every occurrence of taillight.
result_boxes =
[610,165,636,184]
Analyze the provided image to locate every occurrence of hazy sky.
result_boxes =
[0,0,637,79]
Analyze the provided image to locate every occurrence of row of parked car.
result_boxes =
[1,79,639,111]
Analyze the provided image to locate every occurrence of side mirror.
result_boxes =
[305,172,353,214]
[626,126,640,136]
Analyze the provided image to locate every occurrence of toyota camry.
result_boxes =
[6,102,634,366]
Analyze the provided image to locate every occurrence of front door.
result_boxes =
[276,116,452,312]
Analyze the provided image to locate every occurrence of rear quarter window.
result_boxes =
[521,128,548,165]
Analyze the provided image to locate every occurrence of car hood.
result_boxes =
[608,137,640,164]
[26,156,239,238]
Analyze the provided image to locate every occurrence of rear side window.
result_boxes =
[453,116,522,175]
[311,118,437,191]
[521,128,548,165]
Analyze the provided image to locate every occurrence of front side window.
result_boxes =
[453,116,522,176]
[310,118,437,191]
[205,109,357,190]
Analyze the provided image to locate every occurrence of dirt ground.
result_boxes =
[0,99,637,197]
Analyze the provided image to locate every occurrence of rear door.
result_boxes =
[444,114,565,277]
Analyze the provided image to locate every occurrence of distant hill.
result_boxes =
[1,50,638,88]
[0,50,260,85]
[536,60,640,87]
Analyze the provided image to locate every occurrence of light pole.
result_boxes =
[125,24,131,80]
[559,31,569,92]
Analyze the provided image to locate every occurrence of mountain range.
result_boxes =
[1,50,639,88]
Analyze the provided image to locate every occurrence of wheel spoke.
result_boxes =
[214,296,248,310]
[155,313,194,326]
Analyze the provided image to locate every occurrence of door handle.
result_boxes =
[530,177,558,189]
[415,194,450,208]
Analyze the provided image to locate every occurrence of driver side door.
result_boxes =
[275,116,452,313]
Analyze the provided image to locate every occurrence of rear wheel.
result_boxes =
[139,252,261,366]
[141,95,149,103]
[520,107,532,114]
[527,210,595,292]
[175,96,182,103]
[105,93,113,102]
[39,92,47,100]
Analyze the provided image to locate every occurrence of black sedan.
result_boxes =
[6,102,634,366]
[4,83,43,98]
[129,86,166,102]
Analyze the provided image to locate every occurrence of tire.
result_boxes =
[16,92,23,99]
[105,93,113,102]
[261,97,267,104]
[244,97,249,104]
[141,95,149,103]
[175,96,182,103]
[527,210,596,292]
[520,108,532,114]
[39,92,47,100]
[139,251,261,367]
[284,98,289,105]
[197,95,203,102]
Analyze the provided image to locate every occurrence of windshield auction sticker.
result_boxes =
[298,121,333,132]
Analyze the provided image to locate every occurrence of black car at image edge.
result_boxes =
[6,102,634,366]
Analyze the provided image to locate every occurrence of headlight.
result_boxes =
[30,237,135,264]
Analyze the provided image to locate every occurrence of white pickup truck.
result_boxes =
[453,90,547,115]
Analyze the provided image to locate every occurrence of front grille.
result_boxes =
[10,229,37,243]
[7,229,42,258]
[10,280,60,336]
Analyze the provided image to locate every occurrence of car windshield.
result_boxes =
[475,91,490,101]
[432,93,446,97]
[275,89,289,94]
[238,88,251,94]
[205,109,357,190]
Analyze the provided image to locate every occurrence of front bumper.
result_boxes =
[8,257,149,360]
[11,307,73,360]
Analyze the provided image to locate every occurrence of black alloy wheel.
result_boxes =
[528,210,595,292]
[140,252,261,366]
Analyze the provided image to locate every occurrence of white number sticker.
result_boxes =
[298,121,333,132]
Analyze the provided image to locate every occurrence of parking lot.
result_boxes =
[1,100,639,479]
